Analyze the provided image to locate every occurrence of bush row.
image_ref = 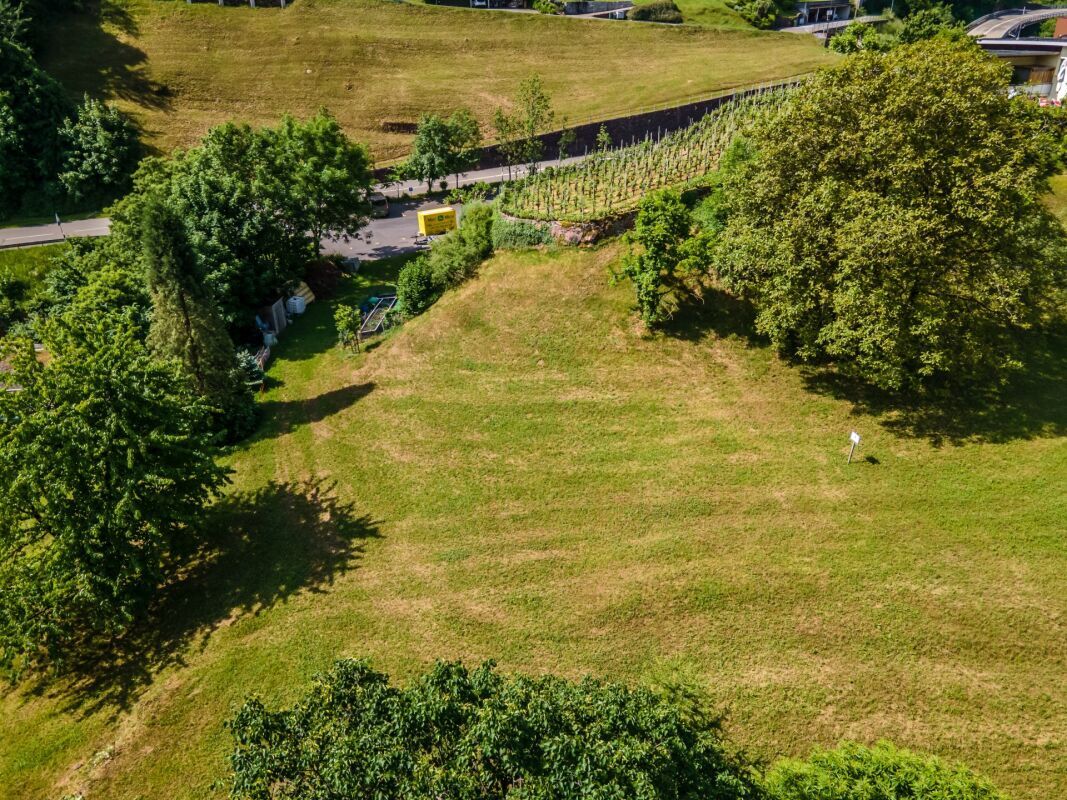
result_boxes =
[629,0,684,22]
[397,203,552,317]
[228,658,1010,800]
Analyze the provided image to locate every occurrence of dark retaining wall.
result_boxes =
[372,80,799,181]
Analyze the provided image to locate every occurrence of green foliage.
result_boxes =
[0,316,228,672]
[898,4,959,43]
[268,109,373,251]
[828,22,891,54]
[141,196,255,440]
[596,123,613,153]
[714,38,1067,391]
[491,214,552,250]
[557,121,577,161]
[534,0,563,14]
[764,741,1008,800]
[494,75,555,173]
[446,180,493,205]
[228,658,757,800]
[726,0,791,29]
[618,188,692,325]
[0,18,67,215]
[402,109,483,191]
[396,256,442,316]
[0,242,66,330]
[334,303,362,350]
[426,202,494,288]
[66,264,150,337]
[397,204,496,316]
[501,89,788,222]
[113,110,371,330]
[629,1,684,22]
[56,95,139,203]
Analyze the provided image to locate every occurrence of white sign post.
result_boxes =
[847,431,861,464]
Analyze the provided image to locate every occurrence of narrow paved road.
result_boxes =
[0,156,584,254]
[967,7,1067,38]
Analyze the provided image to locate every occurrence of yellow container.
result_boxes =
[417,207,457,236]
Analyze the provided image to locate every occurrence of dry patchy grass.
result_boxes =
[39,0,835,161]
[1,246,1064,800]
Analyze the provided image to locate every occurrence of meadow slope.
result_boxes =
[2,245,1064,800]
[39,0,835,161]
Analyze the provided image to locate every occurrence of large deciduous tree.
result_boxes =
[402,109,482,191]
[113,112,372,330]
[228,659,757,800]
[268,109,373,253]
[714,38,1067,391]
[0,316,228,672]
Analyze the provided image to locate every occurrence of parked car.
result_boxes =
[369,192,389,218]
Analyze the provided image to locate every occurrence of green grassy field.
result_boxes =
[0,244,67,319]
[38,0,834,162]
[3,243,1064,800]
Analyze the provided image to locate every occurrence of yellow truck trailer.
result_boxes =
[417,207,457,236]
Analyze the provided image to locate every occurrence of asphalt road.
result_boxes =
[325,197,464,262]
[0,156,583,256]
[967,7,1067,38]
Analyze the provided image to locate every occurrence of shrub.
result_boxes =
[491,214,553,249]
[534,0,563,12]
[426,202,494,288]
[334,303,362,350]
[396,256,441,316]
[56,95,139,203]
[228,659,758,800]
[764,741,1009,800]
[629,0,683,22]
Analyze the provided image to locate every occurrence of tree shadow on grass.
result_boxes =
[661,287,767,346]
[40,1,172,123]
[248,381,376,443]
[22,478,381,718]
[800,328,1067,446]
[664,288,1067,446]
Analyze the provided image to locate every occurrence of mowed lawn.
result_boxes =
[3,244,1064,800]
[39,0,835,161]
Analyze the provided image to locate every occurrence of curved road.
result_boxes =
[967,6,1067,38]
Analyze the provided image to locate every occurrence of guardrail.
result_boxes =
[966,4,1052,32]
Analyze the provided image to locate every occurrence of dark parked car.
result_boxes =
[369,193,389,218]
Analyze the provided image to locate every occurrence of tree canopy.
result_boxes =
[714,38,1067,391]
[0,314,229,671]
[112,110,372,330]
[228,659,758,800]
[402,109,482,191]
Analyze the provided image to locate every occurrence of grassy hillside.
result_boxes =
[39,0,834,162]
[3,244,1064,800]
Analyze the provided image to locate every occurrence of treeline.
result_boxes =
[728,0,1001,31]
[614,37,1067,393]
[226,658,1011,800]
[0,109,373,673]
[0,0,139,216]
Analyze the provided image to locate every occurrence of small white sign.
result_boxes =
[849,431,861,445]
